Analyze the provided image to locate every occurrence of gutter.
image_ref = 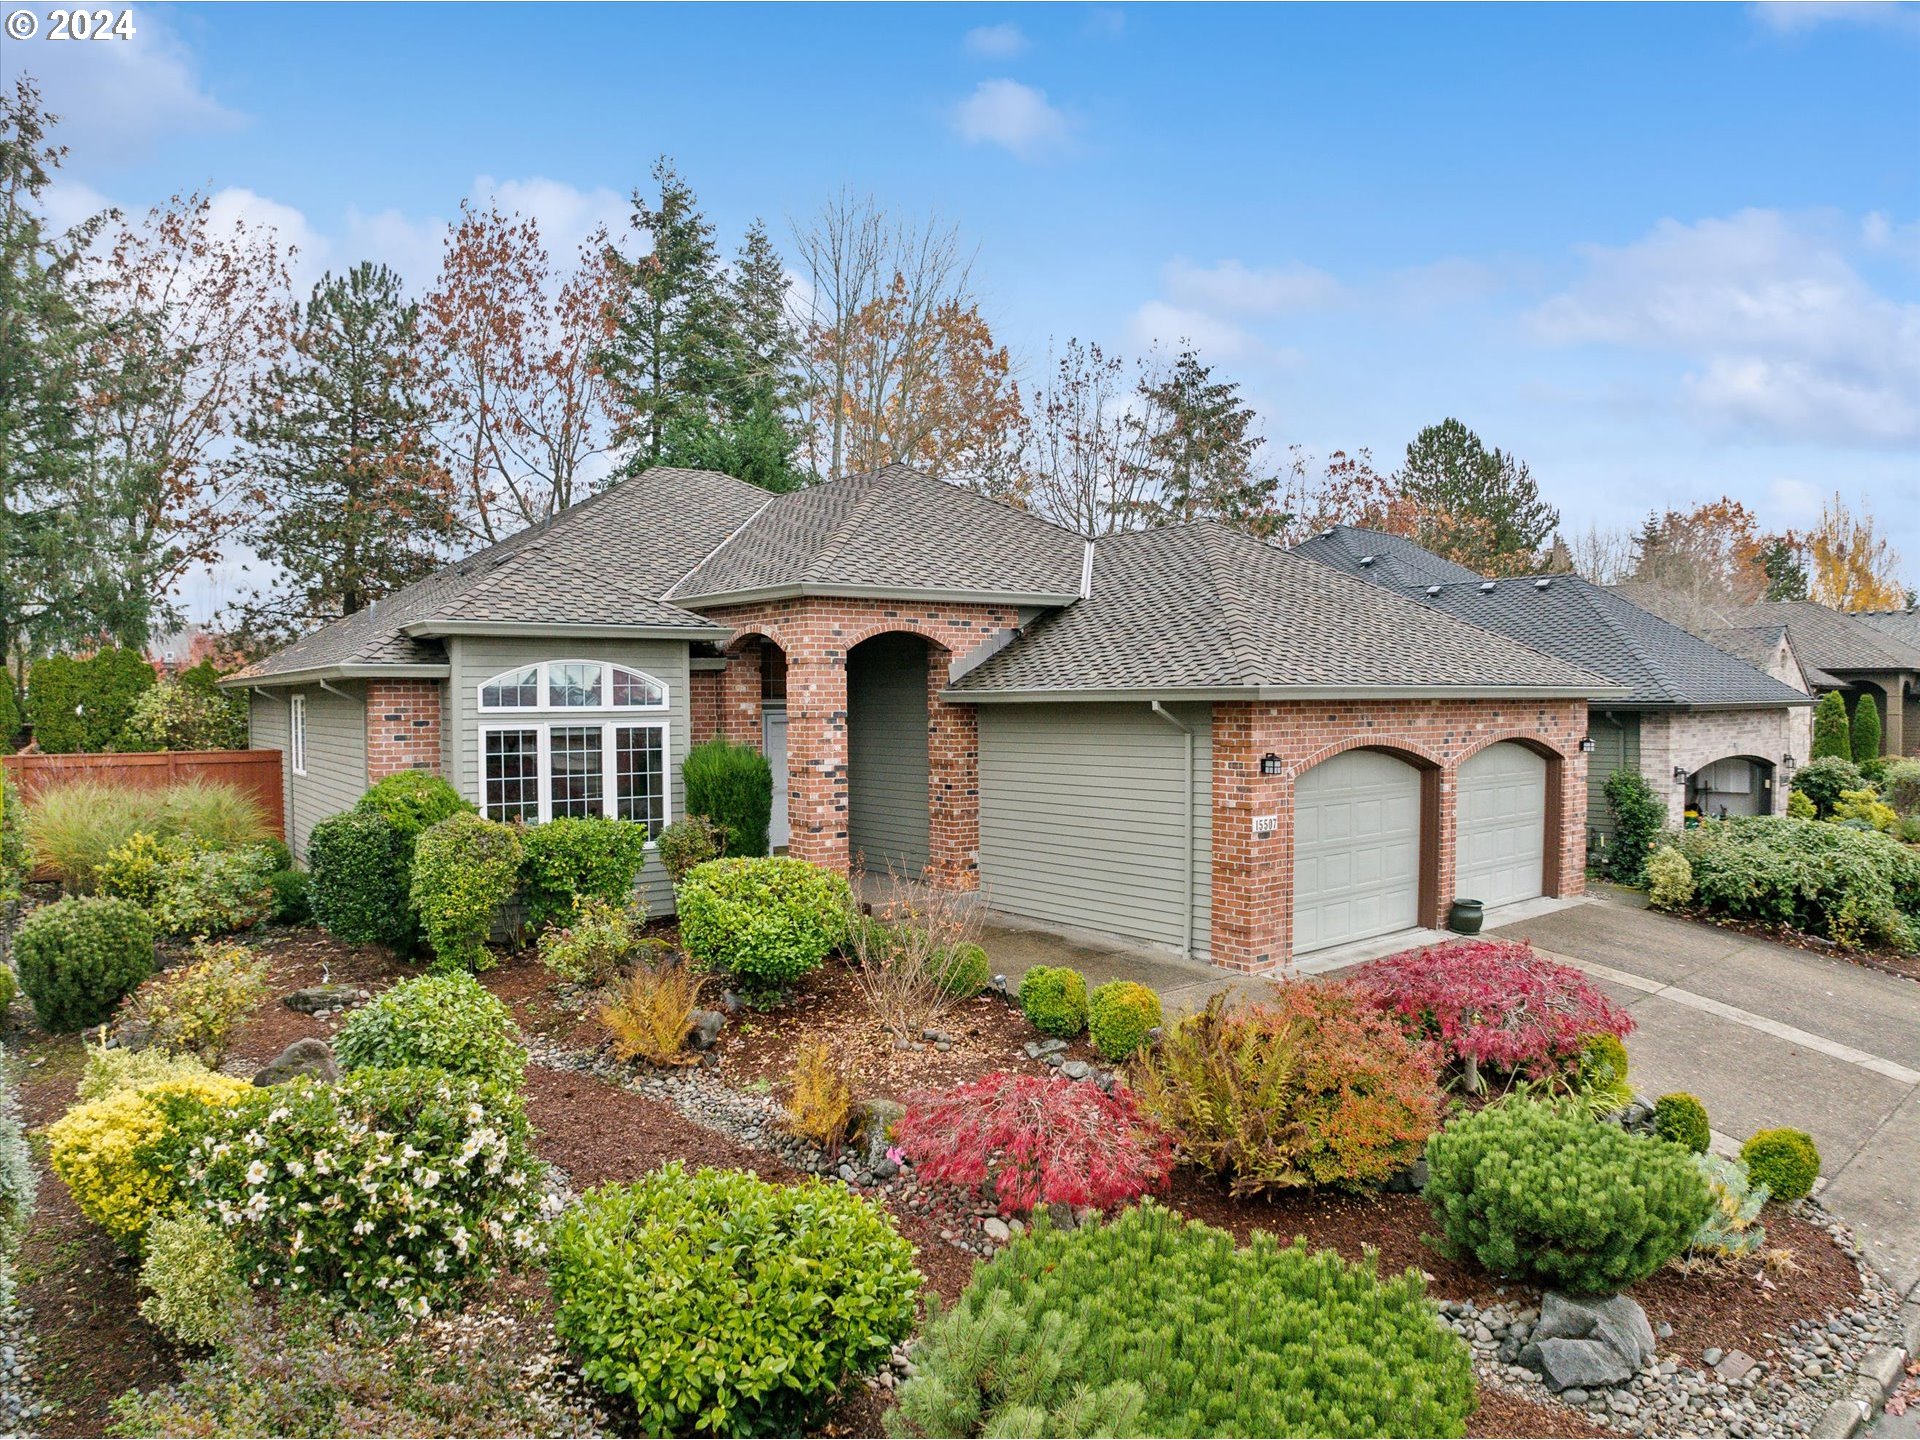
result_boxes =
[668,582,1083,610]
[401,620,733,642]
[944,682,1631,704]
[1150,701,1196,962]
[220,662,450,690]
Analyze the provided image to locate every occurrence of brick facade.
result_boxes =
[364,679,443,781]
[693,598,1019,885]
[1636,707,1809,820]
[1208,698,1589,973]
[688,667,722,745]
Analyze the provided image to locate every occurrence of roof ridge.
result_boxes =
[806,470,892,580]
[1195,524,1264,684]
[661,489,777,600]
[1566,577,1688,705]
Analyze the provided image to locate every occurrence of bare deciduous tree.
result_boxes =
[1022,339,1155,536]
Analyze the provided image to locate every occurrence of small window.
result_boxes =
[481,665,539,709]
[289,694,307,776]
[483,728,540,823]
[548,661,603,708]
[610,665,666,708]
[548,725,604,817]
[615,724,665,832]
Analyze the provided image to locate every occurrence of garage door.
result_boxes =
[1293,749,1421,953]
[1455,742,1547,908]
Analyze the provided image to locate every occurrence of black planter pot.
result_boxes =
[1448,899,1485,935]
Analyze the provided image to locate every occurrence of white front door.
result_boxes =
[1292,748,1423,953]
[1455,741,1548,908]
[763,707,790,849]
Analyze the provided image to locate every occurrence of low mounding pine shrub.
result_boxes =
[410,812,522,972]
[682,739,774,857]
[1739,1127,1821,1202]
[13,894,155,1032]
[119,939,270,1064]
[656,814,724,885]
[894,1202,1476,1440]
[186,1068,549,1317]
[1645,844,1695,909]
[137,1210,250,1347]
[550,1165,919,1436]
[539,896,650,987]
[895,1071,1173,1214]
[1653,1093,1712,1154]
[1018,965,1088,1038]
[1359,940,1633,1086]
[676,857,852,992]
[1134,986,1441,1194]
[1424,1099,1713,1295]
[1676,816,1920,951]
[354,771,473,844]
[306,809,413,950]
[1087,980,1162,1061]
[334,971,527,1094]
[47,1071,253,1249]
[517,816,651,932]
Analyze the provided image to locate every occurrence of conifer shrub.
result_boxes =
[334,971,527,1094]
[1017,964,1088,1037]
[550,1165,919,1436]
[1787,787,1818,820]
[1424,1099,1713,1295]
[517,816,651,931]
[13,894,155,1031]
[896,1071,1173,1214]
[1086,979,1163,1060]
[676,856,851,992]
[1811,690,1852,762]
[306,809,414,950]
[1833,788,1898,831]
[893,1201,1476,1439]
[682,738,774,857]
[1653,1093,1712,1154]
[1851,693,1882,764]
[1739,1127,1820,1202]
[1134,985,1440,1193]
[410,812,521,971]
[1689,1154,1769,1259]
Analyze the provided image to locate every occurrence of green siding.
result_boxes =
[250,682,368,861]
[1585,710,1642,845]
[848,634,931,876]
[978,702,1212,960]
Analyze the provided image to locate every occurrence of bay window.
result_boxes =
[478,660,668,836]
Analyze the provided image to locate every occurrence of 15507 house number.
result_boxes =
[1251,815,1279,836]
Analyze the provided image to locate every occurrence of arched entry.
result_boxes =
[848,632,933,876]
[1293,747,1425,953]
[1456,741,1550,908]
[1689,756,1774,820]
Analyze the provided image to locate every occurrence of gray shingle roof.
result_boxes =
[1289,525,1487,590]
[951,523,1612,697]
[667,463,1085,602]
[1853,609,1920,661]
[1700,624,1785,672]
[1731,601,1920,675]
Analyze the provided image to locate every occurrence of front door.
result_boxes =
[763,706,789,850]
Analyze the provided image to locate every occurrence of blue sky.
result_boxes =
[7,1,1918,613]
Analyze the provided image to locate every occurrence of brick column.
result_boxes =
[688,669,721,745]
[365,679,442,781]
[785,651,849,872]
[925,647,980,890]
[719,642,763,750]
[1209,703,1294,972]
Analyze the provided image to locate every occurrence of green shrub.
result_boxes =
[186,1068,545,1316]
[1676,815,1920,951]
[78,1045,212,1103]
[137,1210,249,1347]
[117,678,248,752]
[1603,768,1666,885]
[0,682,19,752]
[1653,1093,1712,1154]
[657,814,724,884]
[14,894,155,1031]
[1885,758,1920,817]
[1852,693,1883,763]
[26,647,154,754]
[936,941,992,999]
[306,809,413,950]
[676,857,851,992]
[517,816,651,931]
[1425,1099,1712,1294]
[682,739,773,857]
[121,939,271,1064]
[551,1164,919,1436]
[895,1201,1475,1440]
[98,833,276,937]
[334,971,526,1094]
[537,896,650,987]
[1812,690,1852,762]
[0,964,15,1020]
[354,771,472,844]
[1739,1127,1820,1202]
[1788,787,1818,820]
[1792,755,1866,819]
[1087,979,1162,1060]
[1690,1153,1768,1258]
[1018,965,1088,1038]
[1645,844,1695,908]
[1834,788,1898,831]
[0,769,26,902]
[266,868,310,924]
[410,812,521,971]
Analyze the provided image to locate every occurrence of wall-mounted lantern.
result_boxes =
[1782,753,1797,773]
[1673,766,1689,786]
[1259,752,1283,776]
[1578,736,1596,753]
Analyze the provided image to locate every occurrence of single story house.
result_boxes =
[1289,527,1814,852]
[1734,601,1920,759]
[227,465,1621,973]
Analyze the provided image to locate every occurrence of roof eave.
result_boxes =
[946,682,1629,704]
[677,583,1082,610]
[400,620,732,642]
[219,662,452,690]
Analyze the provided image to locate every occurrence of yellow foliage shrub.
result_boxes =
[785,1041,855,1151]
[599,961,703,1067]
[47,1072,251,1249]
[77,1044,213,1102]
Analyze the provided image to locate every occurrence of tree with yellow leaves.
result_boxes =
[1805,493,1907,612]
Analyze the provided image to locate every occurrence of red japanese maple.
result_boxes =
[895,1071,1174,1215]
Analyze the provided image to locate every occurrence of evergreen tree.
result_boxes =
[1851,692,1882,763]
[1811,690,1851,762]
[1398,419,1559,570]
[1127,349,1280,536]
[1760,535,1810,602]
[232,263,452,645]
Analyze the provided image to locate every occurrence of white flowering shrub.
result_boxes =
[184,1067,553,1317]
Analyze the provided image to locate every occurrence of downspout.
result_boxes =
[1150,701,1196,961]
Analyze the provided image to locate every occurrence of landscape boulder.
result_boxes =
[1518,1292,1658,1392]
[253,1037,339,1087]
[282,983,368,1014]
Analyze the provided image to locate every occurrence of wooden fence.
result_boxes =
[2,749,285,842]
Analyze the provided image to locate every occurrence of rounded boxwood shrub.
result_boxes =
[1018,965,1088,1038]
[14,894,155,1032]
[895,1201,1475,1439]
[334,971,527,1094]
[1087,979,1163,1061]
[410,812,522,972]
[306,809,413,950]
[935,941,991,999]
[267,868,311,925]
[676,857,852,992]
[1424,1098,1713,1295]
[1739,1127,1820,1202]
[1653,1093,1712,1154]
[550,1164,919,1436]
[354,771,472,844]
[517,816,651,932]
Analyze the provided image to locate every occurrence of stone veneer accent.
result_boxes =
[364,678,443,781]
[1636,707,1812,820]
[693,598,1019,888]
[1209,698,1590,973]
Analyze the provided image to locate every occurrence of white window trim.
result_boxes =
[477,659,669,714]
[289,694,307,776]
[479,718,671,835]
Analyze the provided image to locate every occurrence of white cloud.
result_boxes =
[963,23,1029,58]
[1530,209,1920,445]
[1764,476,1825,528]
[952,79,1073,161]
[0,3,241,162]
[1751,2,1920,38]
[1127,299,1302,369]
[1162,257,1342,317]
[474,175,630,262]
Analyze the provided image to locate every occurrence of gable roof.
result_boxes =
[950,522,1615,699]
[1289,524,1486,590]
[666,463,1086,605]
[1730,601,1920,675]
[1856,608,1920,658]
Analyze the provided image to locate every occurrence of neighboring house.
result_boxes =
[1291,527,1814,858]
[227,465,1617,973]
[1732,601,1920,758]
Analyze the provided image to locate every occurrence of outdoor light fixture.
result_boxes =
[1579,737,1596,753]
[1782,753,1798,773]
[1260,752,1283,776]
[1674,766,1689,785]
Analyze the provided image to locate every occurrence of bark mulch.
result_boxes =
[1469,1386,1611,1438]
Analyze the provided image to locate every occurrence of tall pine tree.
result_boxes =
[233,262,452,644]
[1126,349,1279,536]
[1398,418,1559,571]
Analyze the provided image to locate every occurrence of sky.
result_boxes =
[6,1,1918,620]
